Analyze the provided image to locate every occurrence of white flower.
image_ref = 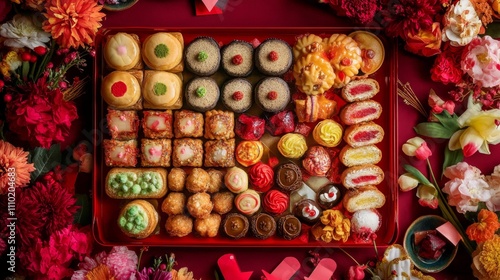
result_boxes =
[442,0,482,46]
[0,14,51,50]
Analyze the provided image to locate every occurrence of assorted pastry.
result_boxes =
[99,30,391,244]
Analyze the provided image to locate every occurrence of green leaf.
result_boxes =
[74,194,91,225]
[21,61,29,80]
[442,147,464,175]
[403,164,433,186]
[485,22,500,39]
[433,111,460,132]
[414,122,454,139]
[29,144,61,182]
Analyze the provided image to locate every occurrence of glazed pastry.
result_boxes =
[194,213,222,238]
[343,121,384,148]
[312,119,343,147]
[142,110,173,139]
[118,200,158,239]
[293,199,321,225]
[351,209,381,242]
[349,31,385,75]
[142,70,183,110]
[277,133,307,158]
[184,36,220,76]
[165,214,193,237]
[221,78,253,113]
[343,185,386,212]
[340,145,382,167]
[101,70,142,110]
[172,138,204,167]
[174,110,204,138]
[294,94,337,123]
[322,33,362,88]
[277,215,302,240]
[103,139,138,167]
[186,192,213,219]
[167,167,186,192]
[341,164,385,189]
[302,146,331,177]
[204,110,235,140]
[106,168,167,199]
[104,32,141,70]
[204,139,236,168]
[265,110,296,137]
[161,192,186,215]
[248,162,274,193]
[235,114,266,141]
[207,169,224,193]
[142,32,184,71]
[222,213,249,239]
[263,190,289,216]
[255,38,293,76]
[224,167,249,193]
[251,213,277,239]
[221,40,254,77]
[340,100,383,125]
[235,189,261,216]
[341,78,380,102]
[212,192,234,215]
[275,162,303,193]
[293,34,324,59]
[185,77,220,112]
[317,184,342,209]
[293,53,335,95]
[254,77,291,113]
[235,140,264,167]
[140,139,171,167]
[186,168,210,193]
[107,109,139,140]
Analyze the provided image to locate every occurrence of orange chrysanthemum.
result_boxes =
[466,209,500,242]
[472,234,500,280]
[0,140,35,193]
[42,0,105,49]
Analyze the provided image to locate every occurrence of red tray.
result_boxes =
[92,27,398,247]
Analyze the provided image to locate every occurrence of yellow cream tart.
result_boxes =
[277,133,308,158]
[142,32,183,71]
[142,71,182,109]
[101,71,141,109]
[104,32,141,70]
[313,119,343,147]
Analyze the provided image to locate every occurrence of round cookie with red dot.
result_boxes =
[221,40,254,77]
[101,71,141,109]
[255,38,292,76]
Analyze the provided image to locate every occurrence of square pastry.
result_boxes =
[204,139,235,168]
[141,139,172,167]
[174,110,203,138]
[204,110,235,140]
[103,139,138,167]
[142,110,173,139]
[172,138,203,167]
[107,109,139,140]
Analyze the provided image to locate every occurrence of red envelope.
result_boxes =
[217,253,253,280]
[195,0,223,16]
[261,257,301,280]
[304,258,337,280]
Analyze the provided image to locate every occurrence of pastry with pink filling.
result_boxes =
[103,139,138,167]
[224,167,248,193]
[235,189,261,216]
[172,139,203,167]
[140,139,171,167]
[107,109,139,140]
[142,110,173,139]
[174,110,204,138]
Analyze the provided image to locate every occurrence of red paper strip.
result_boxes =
[217,253,253,280]
[304,258,337,280]
[195,0,223,16]
[437,221,462,246]
[261,257,300,280]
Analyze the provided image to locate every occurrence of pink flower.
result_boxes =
[72,246,138,280]
[461,36,500,88]
[402,137,432,160]
[417,185,439,209]
[347,265,366,280]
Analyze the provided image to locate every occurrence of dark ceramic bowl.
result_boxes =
[103,0,139,11]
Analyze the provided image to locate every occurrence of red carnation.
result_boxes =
[430,44,464,85]
[329,0,380,25]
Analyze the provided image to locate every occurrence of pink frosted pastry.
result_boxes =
[302,146,331,176]
[249,162,274,192]
[351,209,381,242]
[235,189,261,216]
[224,167,249,194]
[263,190,289,216]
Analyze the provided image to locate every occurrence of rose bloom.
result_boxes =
[442,0,482,46]
[404,22,442,57]
[443,162,491,213]
[0,14,51,50]
[430,46,464,84]
[461,36,500,88]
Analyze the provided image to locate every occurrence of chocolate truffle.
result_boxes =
[277,214,301,240]
[293,199,321,225]
[316,184,342,209]
[251,213,277,239]
[275,162,302,192]
[222,213,249,239]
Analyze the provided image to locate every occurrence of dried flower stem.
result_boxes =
[63,77,88,101]
[398,80,428,118]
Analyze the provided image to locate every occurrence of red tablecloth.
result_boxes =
[100,1,500,279]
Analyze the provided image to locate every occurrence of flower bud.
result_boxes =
[398,173,419,191]
[402,137,432,160]
[34,46,47,56]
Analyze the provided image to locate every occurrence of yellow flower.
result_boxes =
[85,264,115,280]
[472,234,500,280]
[42,0,105,49]
[172,267,195,280]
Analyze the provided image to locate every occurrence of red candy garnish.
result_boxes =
[232,54,243,65]
[111,81,127,97]
[232,91,243,101]
[268,51,279,61]
[267,91,278,100]
[341,58,351,66]
[235,114,266,140]
[338,71,346,81]
[265,110,296,136]
[352,175,378,184]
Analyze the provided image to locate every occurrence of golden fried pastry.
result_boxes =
[174,110,204,138]
[323,34,362,88]
[165,214,193,237]
[186,168,210,193]
[294,94,337,123]
[172,138,203,167]
[103,139,138,167]
[293,34,324,59]
[194,213,221,237]
[106,168,167,199]
[142,32,184,71]
[293,53,335,95]
[204,139,236,168]
[339,144,382,167]
[118,199,158,239]
[107,109,139,140]
[341,78,380,102]
[142,70,183,110]
[168,167,186,192]
[104,32,141,70]
[341,164,384,189]
[343,121,384,148]
[161,192,186,215]
[142,110,174,139]
[207,169,224,193]
[212,192,234,215]
[140,139,171,167]
[204,110,235,140]
[101,70,142,110]
[343,185,386,212]
[187,192,213,219]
